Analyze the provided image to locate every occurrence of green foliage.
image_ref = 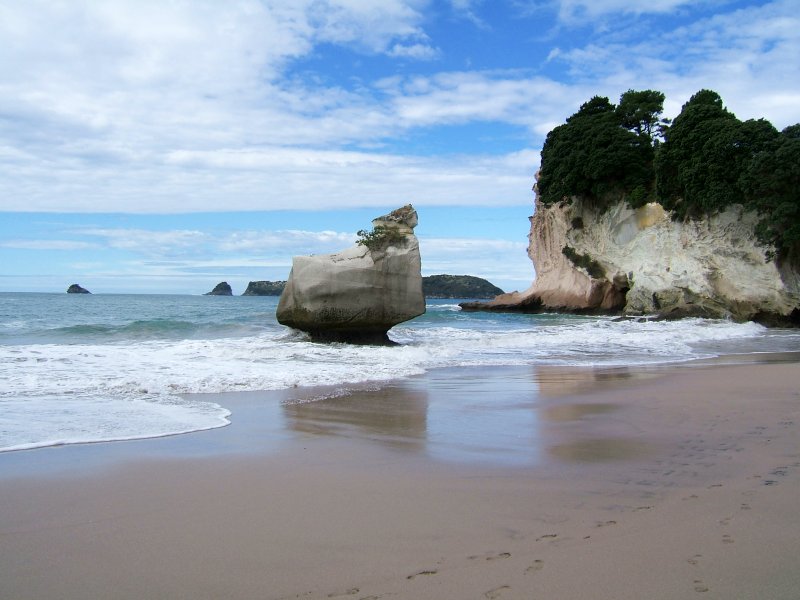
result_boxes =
[562,246,605,279]
[656,90,780,219]
[739,124,800,262]
[356,226,405,250]
[537,87,799,262]
[654,89,798,261]
[537,91,661,209]
[616,89,667,139]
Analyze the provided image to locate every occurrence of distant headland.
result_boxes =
[205,275,504,299]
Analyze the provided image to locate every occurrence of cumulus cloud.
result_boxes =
[549,0,800,126]
[0,0,797,218]
[0,240,98,251]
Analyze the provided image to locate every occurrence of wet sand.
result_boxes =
[1,359,799,599]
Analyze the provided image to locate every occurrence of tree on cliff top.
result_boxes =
[655,90,799,262]
[537,87,799,264]
[655,89,779,219]
[740,124,800,263]
[537,90,663,209]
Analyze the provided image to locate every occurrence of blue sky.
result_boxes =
[1,0,798,294]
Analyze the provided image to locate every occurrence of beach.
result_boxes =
[1,358,799,599]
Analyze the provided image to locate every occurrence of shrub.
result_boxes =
[355,226,405,250]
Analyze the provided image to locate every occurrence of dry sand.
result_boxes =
[1,360,799,599]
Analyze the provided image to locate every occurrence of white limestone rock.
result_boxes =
[276,205,425,343]
[464,177,799,324]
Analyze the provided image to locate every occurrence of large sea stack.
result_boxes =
[277,205,425,344]
[462,180,800,323]
[462,89,800,325]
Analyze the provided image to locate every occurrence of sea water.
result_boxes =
[1,292,798,452]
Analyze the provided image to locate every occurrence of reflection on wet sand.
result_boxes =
[543,403,618,422]
[282,386,429,452]
[533,365,656,398]
[281,365,661,467]
[548,438,652,463]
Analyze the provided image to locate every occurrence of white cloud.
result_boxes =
[0,0,796,219]
[0,240,97,251]
[419,237,533,289]
[388,43,440,60]
[555,0,698,21]
[546,0,800,126]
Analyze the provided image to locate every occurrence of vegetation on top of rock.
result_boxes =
[537,90,665,211]
[538,88,800,263]
[422,275,504,298]
[355,226,406,251]
[242,281,286,296]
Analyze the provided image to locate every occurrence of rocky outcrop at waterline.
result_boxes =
[205,282,233,296]
[67,284,91,294]
[461,179,800,325]
[277,205,425,344]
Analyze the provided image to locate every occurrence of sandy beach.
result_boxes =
[1,358,799,599]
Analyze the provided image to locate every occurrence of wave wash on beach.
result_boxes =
[1,292,799,452]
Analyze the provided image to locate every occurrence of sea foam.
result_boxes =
[0,293,793,452]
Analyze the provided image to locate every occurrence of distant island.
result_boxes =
[205,282,233,296]
[238,276,503,299]
[66,284,91,294]
[422,275,504,298]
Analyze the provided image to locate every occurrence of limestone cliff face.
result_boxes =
[465,188,800,324]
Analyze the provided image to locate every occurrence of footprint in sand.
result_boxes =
[525,560,544,575]
[694,579,709,593]
[469,552,511,561]
[722,534,734,544]
[740,503,751,510]
[536,533,558,542]
[687,554,702,566]
[718,516,732,526]
[406,570,437,580]
[327,588,359,598]
[596,520,617,528]
[484,585,511,599]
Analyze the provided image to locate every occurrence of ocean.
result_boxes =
[1,292,798,453]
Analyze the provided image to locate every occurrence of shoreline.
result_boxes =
[1,358,799,598]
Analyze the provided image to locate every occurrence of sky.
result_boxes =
[1,0,798,294]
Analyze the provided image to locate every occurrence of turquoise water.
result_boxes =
[1,292,798,452]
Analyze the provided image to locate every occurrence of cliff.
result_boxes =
[463,182,800,324]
